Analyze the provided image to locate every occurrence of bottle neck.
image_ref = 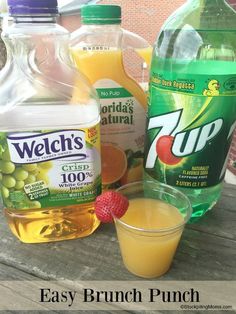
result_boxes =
[14,15,57,24]
[191,0,231,8]
[72,23,123,50]
[82,23,121,30]
[3,17,71,76]
[181,0,236,30]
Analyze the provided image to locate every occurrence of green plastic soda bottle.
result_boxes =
[144,0,236,219]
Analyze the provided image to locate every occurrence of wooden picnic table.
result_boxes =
[0,183,235,312]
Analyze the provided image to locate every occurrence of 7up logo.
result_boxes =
[145,110,223,168]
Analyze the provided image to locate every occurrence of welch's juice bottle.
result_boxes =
[144,0,236,219]
[0,0,101,243]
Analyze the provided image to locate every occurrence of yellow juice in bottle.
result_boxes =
[71,49,147,189]
[116,198,184,278]
[7,202,100,243]
[71,50,147,106]
[71,5,152,189]
[136,47,153,66]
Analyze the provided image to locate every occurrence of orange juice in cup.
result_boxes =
[114,181,192,278]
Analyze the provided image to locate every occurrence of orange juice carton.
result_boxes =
[70,5,152,189]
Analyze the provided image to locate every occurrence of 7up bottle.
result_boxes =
[144,0,236,219]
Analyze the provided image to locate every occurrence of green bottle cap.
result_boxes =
[81,5,121,25]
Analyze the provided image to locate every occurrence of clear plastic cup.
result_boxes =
[114,181,192,278]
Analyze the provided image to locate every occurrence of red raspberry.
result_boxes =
[95,191,129,223]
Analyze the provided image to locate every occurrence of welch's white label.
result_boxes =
[7,130,86,164]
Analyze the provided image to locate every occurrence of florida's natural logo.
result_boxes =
[101,99,134,126]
